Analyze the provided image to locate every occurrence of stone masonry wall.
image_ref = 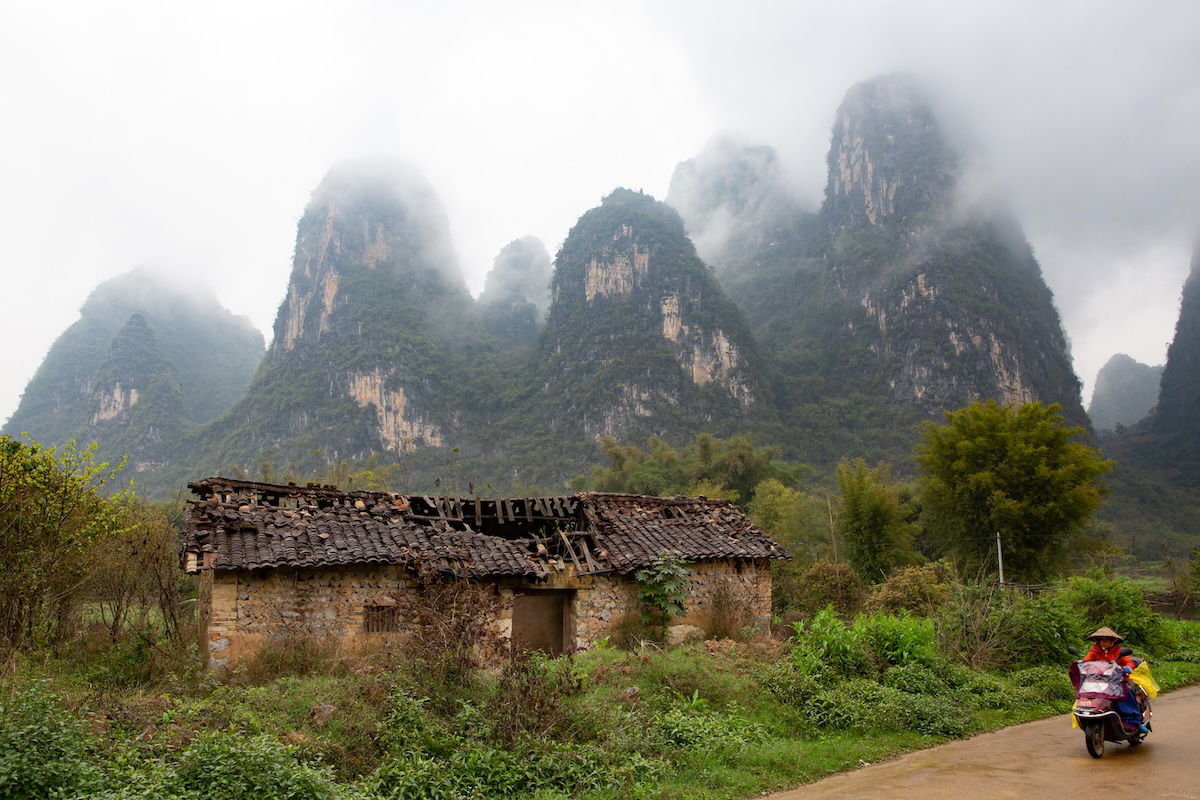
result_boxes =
[204,558,773,670]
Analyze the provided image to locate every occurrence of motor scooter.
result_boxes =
[1067,645,1153,758]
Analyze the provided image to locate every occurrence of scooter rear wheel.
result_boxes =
[1085,723,1105,758]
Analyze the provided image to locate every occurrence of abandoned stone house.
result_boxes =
[182,477,788,670]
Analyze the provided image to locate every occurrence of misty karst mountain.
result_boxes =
[477,236,552,343]
[3,268,263,472]
[11,74,1117,498]
[531,188,771,448]
[670,73,1086,463]
[1150,240,1200,466]
[1088,354,1162,433]
[206,159,480,472]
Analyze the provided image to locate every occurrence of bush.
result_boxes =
[853,612,938,670]
[488,653,586,744]
[883,662,952,696]
[791,607,868,677]
[655,693,765,751]
[176,731,342,800]
[0,682,99,799]
[1004,592,1086,667]
[793,562,864,615]
[1058,575,1174,654]
[867,563,954,616]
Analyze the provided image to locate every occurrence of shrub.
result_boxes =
[238,636,347,685]
[867,563,954,616]
[488,653,586,744]
[1004,592,1086,667]
[1010,666,1074,708]
[853,612,938,670]
[791,607,868,677]
[754,661,820,706]
[393,560,504,692]
[793,562,864,615]
[176,731,342,800]
[634,551,690,627]
[883,662,952,696]
[1058,575,1174,654]
[706,576,755,640]
[0,682,99,800]
[608,612,664,649]
[655,693,765,751]
[934,582,1023,669]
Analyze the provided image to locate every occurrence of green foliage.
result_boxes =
[634,552,691,625]
[836,459,920,582]
[867,562,954,616]
[853,612,938,669]
[656,695,765,751]
[587,434,805,507]
[176,731,342,800]
[792,561,865,615]
[916,400,1113,581]
[1058,574,1173,653]
[0,682,99,799]
[791,607,869,677]
[0,436,128,650]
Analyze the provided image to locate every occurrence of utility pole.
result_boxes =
[996,530,1005,585]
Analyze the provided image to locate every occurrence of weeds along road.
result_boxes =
[765,684,1200,799]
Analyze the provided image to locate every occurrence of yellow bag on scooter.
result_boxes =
[1129,661,1159,698]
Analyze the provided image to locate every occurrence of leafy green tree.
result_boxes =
[749,479,830,609]
[915,401,1112,582]
[586,433,805,506]
[0,436,127,649]
[836,459,920,582]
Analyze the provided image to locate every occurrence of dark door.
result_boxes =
[511,590,571,656]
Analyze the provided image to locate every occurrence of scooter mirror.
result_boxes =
[1120,647,1133,657]
[1067,646,1079,656]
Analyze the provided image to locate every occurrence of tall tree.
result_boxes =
[836,459,919,582]
[915,401,1112,582]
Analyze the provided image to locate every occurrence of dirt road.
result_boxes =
[764,684,1200,799]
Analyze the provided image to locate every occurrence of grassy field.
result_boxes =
[6,623,1200,800]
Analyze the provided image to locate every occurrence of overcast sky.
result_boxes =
[2,0,1197,428]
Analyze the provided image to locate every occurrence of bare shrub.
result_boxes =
[237,636,348,684]
[608,612,663,650]
[794,561,865,615]
[489,652,585,745]
[391,558,503,691]
[934,582,1020,669]
[707,576,754,640]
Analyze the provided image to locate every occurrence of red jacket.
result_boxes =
[1084,642,1135,669]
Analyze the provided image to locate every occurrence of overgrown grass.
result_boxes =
[6,600,1200,799]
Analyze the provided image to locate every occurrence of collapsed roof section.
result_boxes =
[183,477,787,579]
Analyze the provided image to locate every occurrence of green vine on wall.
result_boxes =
[634,551,691,625]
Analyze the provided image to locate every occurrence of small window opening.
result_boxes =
[364,605,400,633]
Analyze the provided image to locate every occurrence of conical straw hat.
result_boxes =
[1087,626,1124,642]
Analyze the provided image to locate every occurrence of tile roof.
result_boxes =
[183,478,787,578]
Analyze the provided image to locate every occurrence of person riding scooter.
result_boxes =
[1084,626,1148,734]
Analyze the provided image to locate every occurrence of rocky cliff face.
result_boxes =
[3,268,262,471]
[667,74,1086,465]
[535,189,769,446]
[823,74,957,229]
[1154,241,1200,441]
[1089,354,1163,432]
[209,160,476,470]
[820,74,1084,424]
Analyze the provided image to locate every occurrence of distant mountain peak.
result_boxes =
[823,73,958,229]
